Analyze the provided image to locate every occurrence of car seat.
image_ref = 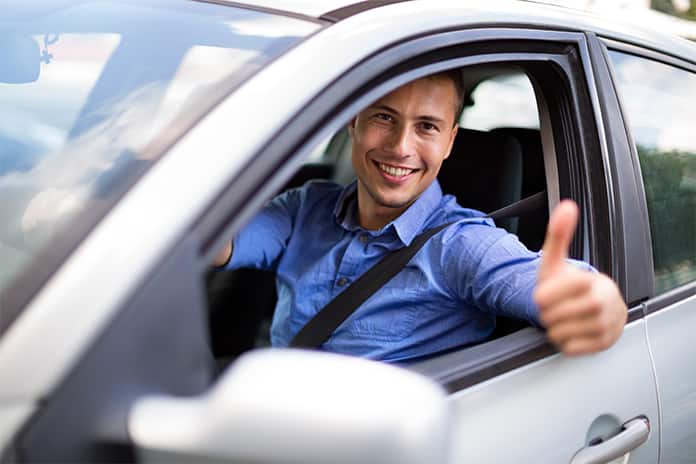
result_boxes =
[489,127,547,251]
[438,128,524,233]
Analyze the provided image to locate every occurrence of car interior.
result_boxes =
[205,64,549,370]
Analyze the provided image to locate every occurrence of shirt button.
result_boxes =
[359,234,369,243]
[337,277,349,286]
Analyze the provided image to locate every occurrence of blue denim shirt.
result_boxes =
[229,179,547,362]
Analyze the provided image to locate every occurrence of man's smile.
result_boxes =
[373,161,418,181]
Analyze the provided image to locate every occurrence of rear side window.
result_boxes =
[608,50,696,294]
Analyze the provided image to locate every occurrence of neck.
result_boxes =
[355,183,410,230]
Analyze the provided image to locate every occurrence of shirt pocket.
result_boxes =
[385,265,429,294]
[345,304,419,341]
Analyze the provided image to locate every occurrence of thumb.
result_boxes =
[538,200,579,282]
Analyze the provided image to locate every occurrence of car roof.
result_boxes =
[230,0,696,63]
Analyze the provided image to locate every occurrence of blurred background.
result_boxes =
[541,0,696,39]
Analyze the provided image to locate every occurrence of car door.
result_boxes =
[602,38,696,463]
[194,16,660,463]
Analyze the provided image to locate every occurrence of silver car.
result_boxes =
[1,1,696,463]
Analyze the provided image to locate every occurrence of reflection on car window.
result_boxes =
[0,1,318,330]
[609,50,696,294]
[459,73,539,130]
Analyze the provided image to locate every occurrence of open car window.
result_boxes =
[206,65,549,369]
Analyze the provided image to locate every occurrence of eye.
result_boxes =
[419,122,439,133]
[373,112,393,122]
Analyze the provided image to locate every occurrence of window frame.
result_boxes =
[194,28,613,391]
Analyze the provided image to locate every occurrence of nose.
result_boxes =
[386,124,415,158]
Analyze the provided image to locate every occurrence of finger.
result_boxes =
[546,313,606,347]
[539,292,603,327]
[560,334,618,356]
[534,267,593,310]
[538,200,579,282]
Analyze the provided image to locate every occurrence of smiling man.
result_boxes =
[215,70,627,362]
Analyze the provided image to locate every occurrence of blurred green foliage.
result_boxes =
[638,144,696,292]
[651,0,696,20]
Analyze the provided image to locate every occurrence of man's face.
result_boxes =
[349,76,459,226]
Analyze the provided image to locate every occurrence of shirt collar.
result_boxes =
[333,181,359,230]
[333,179,443,246]
[391,180,443,245]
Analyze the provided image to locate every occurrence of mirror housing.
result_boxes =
[129,349,450,464]
[0,34,40,83]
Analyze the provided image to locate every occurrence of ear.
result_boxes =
[348,117,356,137]
[443,124,458,160]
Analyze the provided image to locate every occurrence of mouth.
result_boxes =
[374,161,418,180]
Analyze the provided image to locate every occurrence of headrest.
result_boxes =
[438,128,523,232]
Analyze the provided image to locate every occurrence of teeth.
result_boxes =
[378,163,413,177]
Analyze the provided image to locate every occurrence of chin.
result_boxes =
[374,192,415,210]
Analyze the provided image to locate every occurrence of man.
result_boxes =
[215,70,627,362]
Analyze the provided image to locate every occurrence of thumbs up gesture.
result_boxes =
[533,200,627,355]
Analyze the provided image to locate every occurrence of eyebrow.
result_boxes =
[370,104,446,125]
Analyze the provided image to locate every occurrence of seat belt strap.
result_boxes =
[289,222,453,348]
[488,190,546,221]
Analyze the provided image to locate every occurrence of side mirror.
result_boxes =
[129,349,450,464]
[0,34,40,83]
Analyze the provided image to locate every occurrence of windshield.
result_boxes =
[0,1,318,329]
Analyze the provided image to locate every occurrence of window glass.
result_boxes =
[0,1,317,332]
[460,73,539,130]
[608,50,696,293]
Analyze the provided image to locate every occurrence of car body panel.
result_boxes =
[0,404,35,458]
[447,321,658,463]
[646,298,696,462]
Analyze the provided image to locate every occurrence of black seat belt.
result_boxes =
[289,190,547,349]
[488,190,546,221]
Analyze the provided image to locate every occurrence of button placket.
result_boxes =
[334,232,364,291]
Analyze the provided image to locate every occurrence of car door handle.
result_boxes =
[570,417,650,464]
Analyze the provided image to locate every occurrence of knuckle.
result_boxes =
[533,286,550,307]
[594,311,611,333]
[548,327,566,345]
[539,311,552,327]
[586,294,603,312]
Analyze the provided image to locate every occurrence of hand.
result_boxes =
[533,200,627,355]
[213,241,233,267]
